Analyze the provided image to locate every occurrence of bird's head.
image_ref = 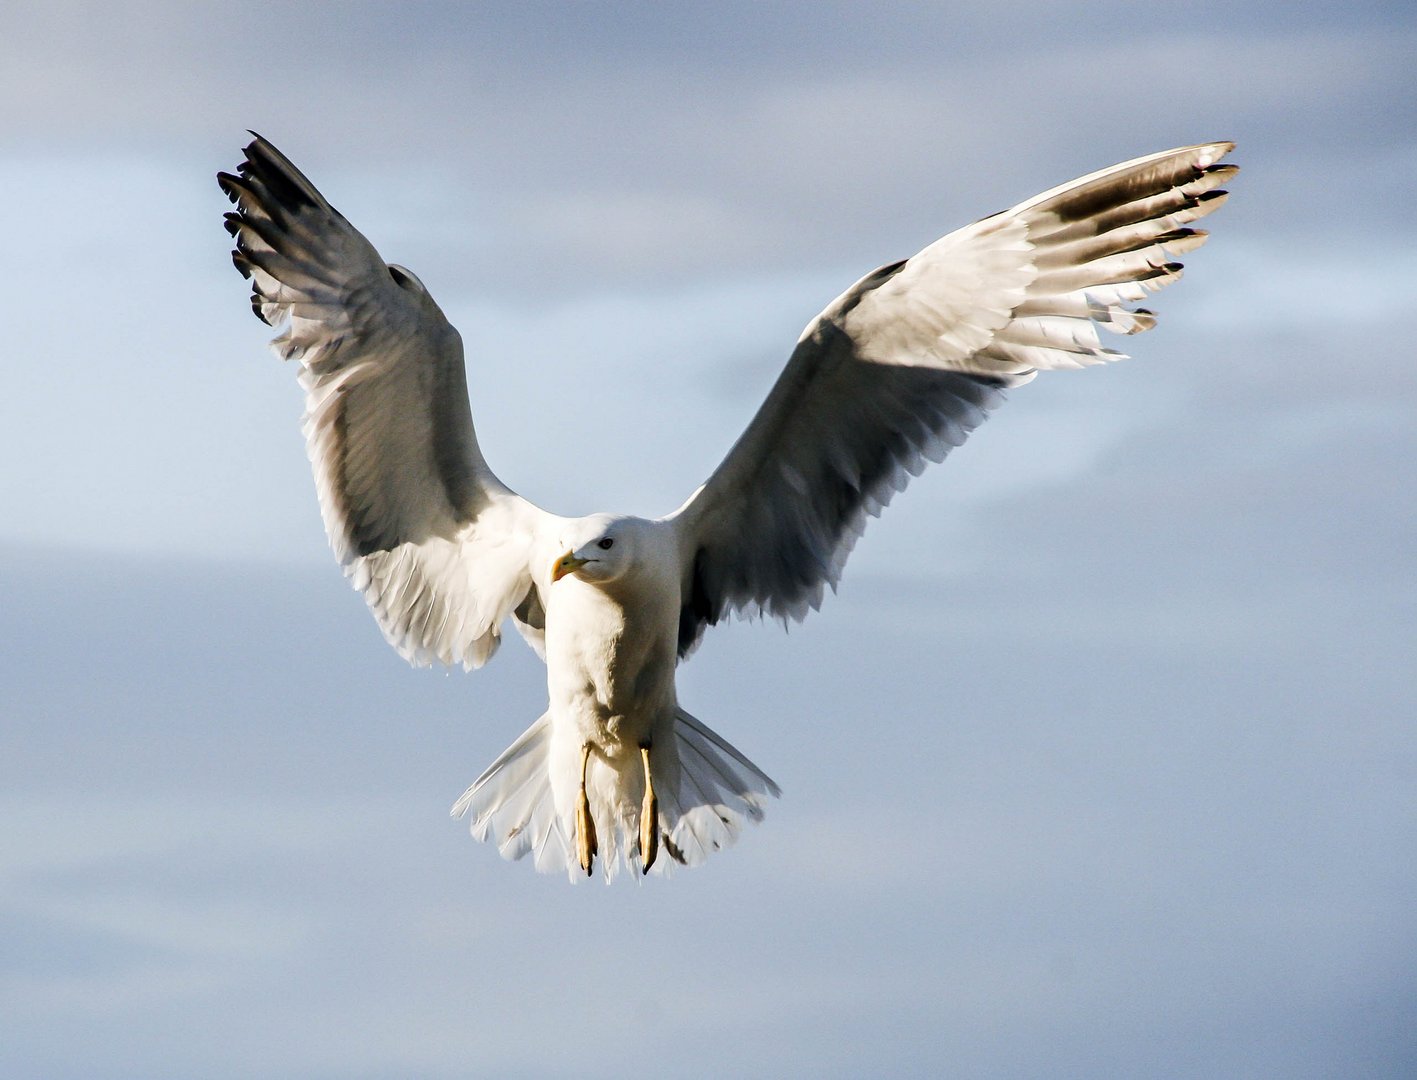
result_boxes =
[551,515,642,586]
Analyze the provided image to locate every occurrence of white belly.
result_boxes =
[543,577,677,756]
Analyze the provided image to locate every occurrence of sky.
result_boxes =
[3,2,1415,1077]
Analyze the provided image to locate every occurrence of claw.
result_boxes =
[639,744,658,874]
[577,744,597,877]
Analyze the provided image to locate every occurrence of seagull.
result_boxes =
[219,135,1235,880]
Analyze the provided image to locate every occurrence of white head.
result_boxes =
[550,514,646,587]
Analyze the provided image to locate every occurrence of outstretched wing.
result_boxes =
[670,142,1235,656]
[219,134,558,669]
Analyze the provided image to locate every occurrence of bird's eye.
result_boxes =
[597,538,614,550]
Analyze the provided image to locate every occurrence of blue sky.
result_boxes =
[3,4,1415,1077]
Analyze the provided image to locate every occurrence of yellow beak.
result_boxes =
[552,551,591,582]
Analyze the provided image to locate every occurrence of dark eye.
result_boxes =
[597,538,614,550]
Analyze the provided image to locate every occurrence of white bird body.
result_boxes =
[542,518,680,755]
[219,134,1236,880]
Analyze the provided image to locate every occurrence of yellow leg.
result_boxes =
[576,744,597,877]
[639,744,659,874]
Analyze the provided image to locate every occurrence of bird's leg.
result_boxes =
[576,743,597,877]
[639,743,659,874]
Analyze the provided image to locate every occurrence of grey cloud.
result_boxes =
[6,502,1414,1077]
[5,10,1414,287]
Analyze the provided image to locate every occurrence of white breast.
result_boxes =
[542,562,680,755]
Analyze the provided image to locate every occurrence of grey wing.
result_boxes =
[669,142,1236,656]
[219,135,558,669]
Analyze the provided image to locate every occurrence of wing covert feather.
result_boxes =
[220,135,555,669]
[670,142,1235,656]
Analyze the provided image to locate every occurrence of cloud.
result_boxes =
[7,528,1415,1077]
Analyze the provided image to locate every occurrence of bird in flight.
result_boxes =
[219,135,1235,881]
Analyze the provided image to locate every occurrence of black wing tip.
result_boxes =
[215,170,246,204]
[228,132,323,215]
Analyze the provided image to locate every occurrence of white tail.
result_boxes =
[451,709,781,881]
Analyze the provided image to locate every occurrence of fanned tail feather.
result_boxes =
[450,714,572,875]
[450,708,780,882]
[659,708,780,869]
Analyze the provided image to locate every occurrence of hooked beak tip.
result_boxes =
[552,552,590,583]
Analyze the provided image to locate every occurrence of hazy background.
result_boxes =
[3,3,1414,1077]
